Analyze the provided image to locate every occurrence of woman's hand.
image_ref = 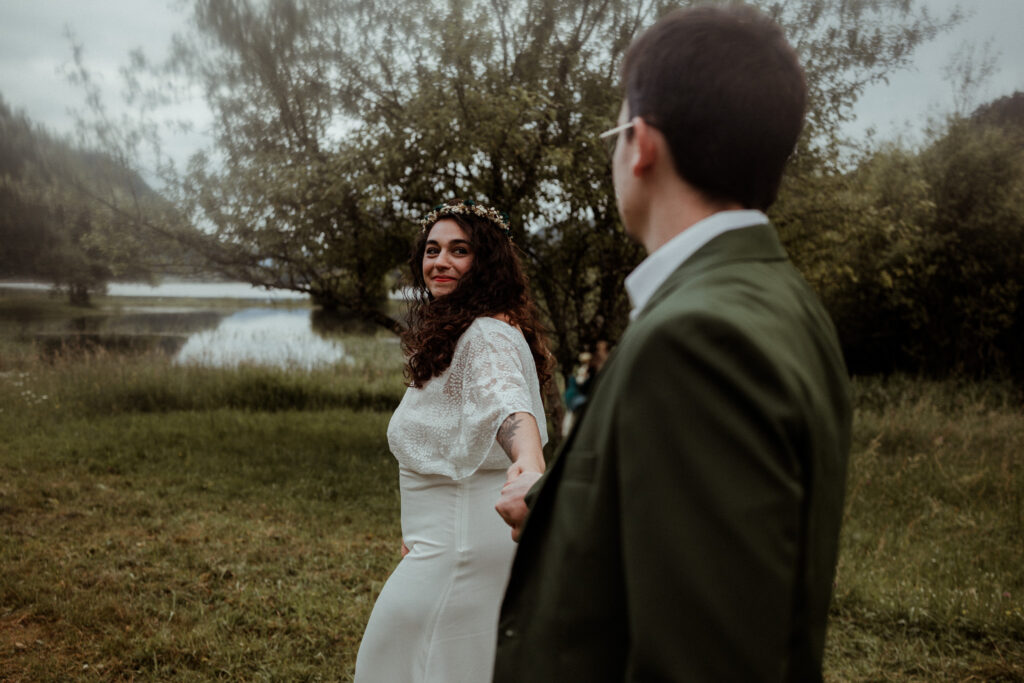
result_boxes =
[494,412,546,541]
[496,466,543,542]
[505,459,541,481]
[401,540,410,557]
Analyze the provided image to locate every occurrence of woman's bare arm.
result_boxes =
[495,412,545,541]
[496,412,545,474]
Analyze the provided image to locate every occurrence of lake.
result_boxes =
[0,281,400,369]
[0,280,308,300]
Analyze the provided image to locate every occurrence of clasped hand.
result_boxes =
[495,462,543,542]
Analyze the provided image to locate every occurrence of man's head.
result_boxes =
[620,4,805,211]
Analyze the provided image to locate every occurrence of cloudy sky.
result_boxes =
[1,0,1022,160]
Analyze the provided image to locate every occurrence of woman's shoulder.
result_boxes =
[488,312,514,326]
[470,315,523,335]
[461,316,526,347]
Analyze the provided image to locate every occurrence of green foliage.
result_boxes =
[780,96,1024,380]
[766,0,962,169]
[774,147,940,373]
[156,0,416,331]
[355,0,659,367]
[153,0,667,360]
[87,0,956,373]
[913,118,1024,377]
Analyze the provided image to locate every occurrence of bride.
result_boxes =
[354,199,550,682]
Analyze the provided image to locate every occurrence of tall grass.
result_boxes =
[1,344,1022,680]
[1,348,406,681]
[0,334,406,418]
[1,408,400,681]
[827,375,1024,681]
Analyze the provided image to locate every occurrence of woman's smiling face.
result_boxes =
[422,219,474,298]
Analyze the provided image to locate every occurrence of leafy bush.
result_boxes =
[776,97,1024,382]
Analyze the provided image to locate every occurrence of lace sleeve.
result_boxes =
[443,320,544,478]
[386,318,546,479]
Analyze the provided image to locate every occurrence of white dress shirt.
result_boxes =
[624,210,769,319]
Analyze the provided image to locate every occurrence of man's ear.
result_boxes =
[630,118,660,177]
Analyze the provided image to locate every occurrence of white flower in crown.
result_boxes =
[419,199,512,239]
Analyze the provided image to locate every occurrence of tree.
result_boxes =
[80,0,959,371]
[111,0,665,362]
[344,0,659,370]
[913,108,1024,378]
[775,145,941,374]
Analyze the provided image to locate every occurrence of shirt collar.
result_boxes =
[624,209,768,319]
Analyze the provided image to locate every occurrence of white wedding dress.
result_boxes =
[355,317,547,683]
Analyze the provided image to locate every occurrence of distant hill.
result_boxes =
[0,94,215,291]
[971,91,1024,135]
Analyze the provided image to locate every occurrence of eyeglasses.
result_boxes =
[599,120,636,140]
[598,120,636,159]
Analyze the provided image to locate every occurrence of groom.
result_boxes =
[494,4,851,681]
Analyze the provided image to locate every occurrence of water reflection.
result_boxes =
[175,308,350,369]
[311,307,385,336]
[10,307,228,358]
[2,282,364,369]
[106,282,307,300]
[0,280,307,300]
[68,310,225,335]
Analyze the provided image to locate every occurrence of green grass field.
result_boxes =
[1,340,1022,680]
[830,377,1024,681]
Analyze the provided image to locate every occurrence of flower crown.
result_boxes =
[419,199,512,240]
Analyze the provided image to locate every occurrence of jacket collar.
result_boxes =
[625,210,769,318]
[634,222,787,322]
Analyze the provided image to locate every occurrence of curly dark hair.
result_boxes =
[402,204,553,394]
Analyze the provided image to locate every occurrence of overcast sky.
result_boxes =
[1,0,1022,162]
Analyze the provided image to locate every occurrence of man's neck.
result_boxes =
[639,185,743,255]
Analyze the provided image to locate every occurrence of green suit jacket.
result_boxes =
[494,224,851,682]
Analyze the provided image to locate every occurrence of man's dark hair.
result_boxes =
[622,4,806,210]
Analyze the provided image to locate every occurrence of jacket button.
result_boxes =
[504,628,516,638]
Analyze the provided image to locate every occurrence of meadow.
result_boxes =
[1,295,1022,680]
